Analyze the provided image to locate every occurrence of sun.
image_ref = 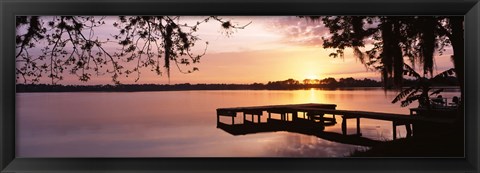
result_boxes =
[303,74,321,84]
[305,74,319,80]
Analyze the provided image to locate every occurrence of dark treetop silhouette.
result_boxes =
[16,16,250,84]
[391,64,456,108]
[305,16,463,100]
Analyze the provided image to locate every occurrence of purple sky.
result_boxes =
[16,16,455,85]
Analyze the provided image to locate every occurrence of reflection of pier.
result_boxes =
[216,103,456,144]
[217,119,381,147]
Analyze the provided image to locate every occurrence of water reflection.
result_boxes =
[16,88,460,157]
[217,118,382,147]
[264,133,367,157]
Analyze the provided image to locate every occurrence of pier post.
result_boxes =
[405,124,412,137]
[392,122,397,140]
[268,112,271,119]
[293,112,298,122]
[243,113,246,122]
[258,114,261,123]
[318,114,325,126]
[342,116,347,135]
[217,114,219,126]
[356,117,361,135]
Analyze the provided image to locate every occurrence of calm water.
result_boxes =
[16,88,460,157]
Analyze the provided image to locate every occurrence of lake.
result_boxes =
[16,88,461,157]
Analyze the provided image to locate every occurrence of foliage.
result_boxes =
[16,16,250,84]
[391,63,455,108]
[314,16,463,90]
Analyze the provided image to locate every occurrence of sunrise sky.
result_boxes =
[17,16,455,85]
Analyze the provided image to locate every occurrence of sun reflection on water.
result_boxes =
[16,88,460,157]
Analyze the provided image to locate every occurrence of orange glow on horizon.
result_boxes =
[16,16,456,85]
[305,74,319,80]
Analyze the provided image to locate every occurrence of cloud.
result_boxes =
[265,17,330,47]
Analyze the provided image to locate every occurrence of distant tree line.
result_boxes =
[266,77,381,89]
[16,77,459,92]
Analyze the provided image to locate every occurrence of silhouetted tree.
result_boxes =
[392,64,456,109]
[16,16,250,84]
[285,78,300,85]
[339,77,356,86]
[320,77,337,85]
[303,79,311,84]
[304,16,464,101]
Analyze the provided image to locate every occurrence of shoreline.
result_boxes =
[16,84,461,93]
[350,117,464,157]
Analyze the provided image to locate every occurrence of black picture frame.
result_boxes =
[1,0,479,172]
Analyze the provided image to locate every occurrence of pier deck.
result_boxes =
[216,103,456,142]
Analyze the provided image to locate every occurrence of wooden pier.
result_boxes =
[217,103,456,142]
